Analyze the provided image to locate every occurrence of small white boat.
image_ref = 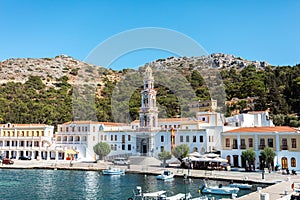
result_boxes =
[129,186,198,200]
[229,183,252,189]
[102,167,125,175]
[200,182,239,195]
[156,170,174,180]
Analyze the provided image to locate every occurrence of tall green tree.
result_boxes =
[241,149,256,171]
[172,144,189,162]
[260,147,276,171]
[93,142,111,160]
[158,150,172,168]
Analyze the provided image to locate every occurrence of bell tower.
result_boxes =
[139,65,158,130]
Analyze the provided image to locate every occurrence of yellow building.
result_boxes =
[221,126,300,170]
[0,123,58,160]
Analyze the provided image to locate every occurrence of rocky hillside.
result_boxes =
[150,53,269,70]
[0,53,269,85]
[0,54,119,87]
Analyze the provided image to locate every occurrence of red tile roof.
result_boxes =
[225,126,297,133]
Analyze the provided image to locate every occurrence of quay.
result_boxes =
[1,160,298,200]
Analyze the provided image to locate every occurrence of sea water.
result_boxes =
[0,169,260,200]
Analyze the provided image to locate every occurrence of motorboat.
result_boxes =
[129,186,200,200]
[200,182,239,195]
[156,170,174,180]
[102,167,125,175]
[229,183,252,189]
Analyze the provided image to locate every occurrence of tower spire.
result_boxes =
[139,65,158,130]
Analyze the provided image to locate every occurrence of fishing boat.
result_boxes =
[229,183,252,189]
[102,167,125,175]
[200,182,239,195]
[156,170,174,180]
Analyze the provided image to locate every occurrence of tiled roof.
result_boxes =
[1,124,49,128]
[63,121,128,126]
[225,126,297,133]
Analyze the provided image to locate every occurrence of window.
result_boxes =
[291,157,296,167]
[282,138,288,150]
[186,136,189,142]
[232,139,238,149]
[209,136,211,142]
[111,135,113,141]
[180,136,183,143]
[100,135,103,141]
[165,125,167,129]
[122,135,125,143]
[93,136,95,141]
[160,146,164,152]
[259,138,265,149]
[268,138,273,148]
[85,127,88,132]
[104,135,107,141]
[111,144,114,150]
[78,127,81,132]
[93,126,95,132]
[115,135,117,141]
[128,135,131,141]
[193,136,196,143]
[248,138,253,148]
[72,127,75,132]
[292,138,297,148]
[128,144,131,151]
[66,127,69,132]
[225,138,230,147]
[114,144,117,151]
[122,144,125,150]
[161,135,164,142]
[240,139,246,149]
[200,136,203,143]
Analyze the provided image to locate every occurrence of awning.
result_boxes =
[65,149,78,154]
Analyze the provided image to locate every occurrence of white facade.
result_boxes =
[225,111,274,127]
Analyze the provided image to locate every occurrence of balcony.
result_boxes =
[281,145,288,150]
[259,144,266,150]
[240,144,247,149]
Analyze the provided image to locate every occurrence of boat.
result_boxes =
[229,183,252,189]
[102,167,125,175]
[156,170,174,180]
[129,186,201,200]
[200,182,239,195]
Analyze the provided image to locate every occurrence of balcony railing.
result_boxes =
[259,144,266,150]
[240,144,247,149]
[281,145,288,150]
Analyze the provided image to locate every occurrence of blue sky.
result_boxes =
[0,0,299,69]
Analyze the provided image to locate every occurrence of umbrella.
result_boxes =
[203,153,219,158]
[188,152,202,158]
[210,157,228,163]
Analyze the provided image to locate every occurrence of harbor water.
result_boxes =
[0,169,262,200]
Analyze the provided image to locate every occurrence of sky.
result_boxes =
[0,0,299,69]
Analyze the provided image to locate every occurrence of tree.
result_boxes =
[241,149,256,171]
[93,142,111,160]
[158,150,172,167]
[260,147,276,171]
[172,144,189,162]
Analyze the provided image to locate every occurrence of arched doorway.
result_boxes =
[282,157,288,169]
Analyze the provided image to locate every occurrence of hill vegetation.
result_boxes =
[0,54,299,127]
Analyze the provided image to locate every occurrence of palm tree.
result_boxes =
[260,147,276,171]
[242,149,256,171]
